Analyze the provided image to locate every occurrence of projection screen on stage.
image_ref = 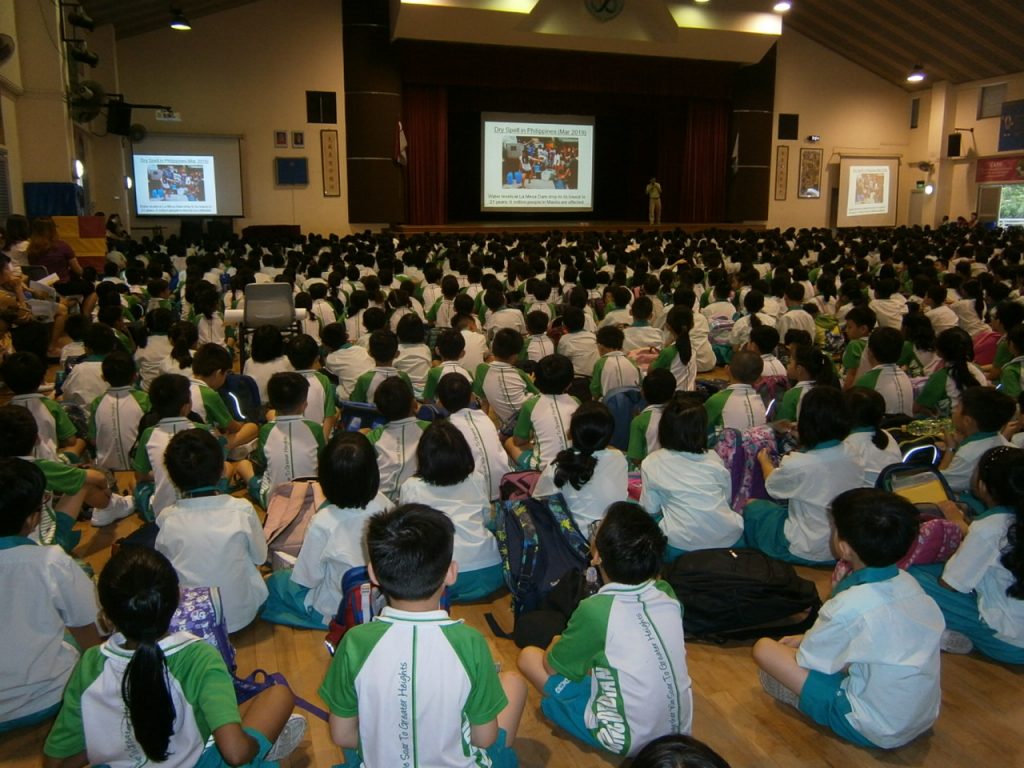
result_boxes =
[837,156,900,228]
[481,113,595,213]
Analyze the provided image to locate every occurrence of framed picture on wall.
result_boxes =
[321,129,341,197]
[292,131,305,149]
[273,130,287,149]
[774,145,789,201]
[798,148,823,199]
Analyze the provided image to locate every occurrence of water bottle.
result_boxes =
[584,566,600,596]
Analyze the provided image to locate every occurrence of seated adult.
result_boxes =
[25,216,97,317]
[0,253,65,361]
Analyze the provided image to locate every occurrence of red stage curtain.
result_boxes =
[680,100,730,222]
[405,86,448,225]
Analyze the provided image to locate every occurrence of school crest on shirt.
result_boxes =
[585,0,623,22]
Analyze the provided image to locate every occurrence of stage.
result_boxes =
[386,221,761,236]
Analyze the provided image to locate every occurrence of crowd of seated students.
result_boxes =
[2,218,1024,765]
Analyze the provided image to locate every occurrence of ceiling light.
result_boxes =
[170,9,192,31]
[695,0,710,4]
[907,64,926,83]
[773,1,792,11]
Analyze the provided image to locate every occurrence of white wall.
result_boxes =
[767,31,913,229]
[113,0,348,237]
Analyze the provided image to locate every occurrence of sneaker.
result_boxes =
[227,438,258,462]
[90,493,135,527]
[266,714,307,761]
[940,629,974,655]
[758,670,801,708]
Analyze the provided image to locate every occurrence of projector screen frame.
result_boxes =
[130,132,246,218]
[836,155,901,228]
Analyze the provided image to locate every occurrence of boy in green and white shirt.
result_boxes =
[703,350,767,432]
[627,368,675,467]
[511,354,579,471]
[841,305,877,390]
[368,378,430,501]
[286,333,338,437]
[88,350,150,472]
[518,502,692,758]
[473,328,539,427]
[351,330,414,405]
[591,326,642,400]
[3,351,85,463]
[321,504,525,768]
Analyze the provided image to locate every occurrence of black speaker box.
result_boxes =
[106,102,132,136]
[778,114,799,141]
[947,133,962,158]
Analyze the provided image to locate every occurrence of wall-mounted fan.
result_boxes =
[69,79,107,123]
[0,34,15,66]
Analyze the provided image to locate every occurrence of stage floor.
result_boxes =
[388,221,760,236]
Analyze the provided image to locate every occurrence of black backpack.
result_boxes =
[664,548,822,642]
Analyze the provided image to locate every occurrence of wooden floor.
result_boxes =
[3,509,1024,768]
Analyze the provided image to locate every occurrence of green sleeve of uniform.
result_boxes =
[547,595,615,681]
[38,460,86,494]
[649,346,675,372]
[426,297,442,322]
[444,625,507,726]
[776,386,801,422]
[1000,365,1022,398]
[842,339,865,372]
[45,398,78,442]
[351,371,372,404]
[175,641,242,739]
[513,397,539,441]
[994,339,1011,370]
[422,366,442,401]
[472,363,490,399]
[627,411,651,464]
[318,372,337,417]
[200,386,233,429]
[131,391,152,413]
[590,357,607,397]
[366,425,384,444]
[133,427,155,473]
[703,390,728,429]
[916,369,949,408]
[319,621,392,717]
[853,369,882,391]
[87,395,102,444]
[398,371,414,392]
[898,340,915,367]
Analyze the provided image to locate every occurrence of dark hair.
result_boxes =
[491,328,524,359]
[925,285,947,308]
[994,300,1024,334]
[901,312,936,353]
[845,304,877,332]
[396,313,426,345]
[595,501,666,584]
[84,322,117,355]
[845,387,890,450]
[642,368,676,405]
[98,546,180,762]
[960,386,1016,432]
[831,488,919,567]
[318,431,380,509]
[562,305,585,333]
[436,372,473,412]
[658,395,708,453]
[250,324,285,363]
[866,327,903,365]
[373,376,415,421]
[792,344,836,387]
[665,306,693,368]
[729,350,763,384]
[0,458,46,536]
[1,351,46,394]
[164,428,222,490]
[631,295,654,322]
[167,321,198,370]
[0,404,38,456]
[553,402,614,491]
[135,307,173,350]
[526,309,549,335]
[102,349,136,387]
[366,503,455,601]
[534,354,574,395]
[797,385,850,448]
[435,329,465,360]
[286,333,320,369]
[596,325,625,351]
[368,329,399,364]
[975,447,1024,599]
[935,327,978,395]
[748,324,780,355]
[191,343,232,378]
[320,322,349,351]
[629,733,732,768]
[415,421,475,486]
[267,371,309,413]
[65,313,89,342]
[148,374,192,419]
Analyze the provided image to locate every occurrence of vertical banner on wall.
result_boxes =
[999,100,1024,152]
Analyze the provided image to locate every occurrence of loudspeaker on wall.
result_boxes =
[947,133,962,158]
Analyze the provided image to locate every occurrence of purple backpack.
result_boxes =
[712,428,746,509]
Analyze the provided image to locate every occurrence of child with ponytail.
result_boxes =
[159,320,198,380]
[649,305,697,392]
[915,327,988,417]
[776,343,836,424]
[910,446,1024,664]
[844,387,902,486]
[534,401,628,529]
[43,546,305,768]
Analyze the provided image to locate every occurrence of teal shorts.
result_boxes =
[798,670,876,748]
[450,564,505,603]
[742,500,835,567]
[0,700,61,734]
[195,726,273,768]
[540,675,604,751]
[515,449,535,471]
[260,570,328,630]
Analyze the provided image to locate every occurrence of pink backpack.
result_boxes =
[263,478,325,568]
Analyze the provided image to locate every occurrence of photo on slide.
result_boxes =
[146,163,207,203]
[846,166,890,216]
[499,137,579,191]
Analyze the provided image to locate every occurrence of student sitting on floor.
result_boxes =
[518,501,692,759]
[474,328,539,429]
[350,329,413,406]
[916,327,989,417]
[509,354,580,471]
[0,458,100,734]
[641,395,741,559]
[591,325,642,400]
[622,296,664,352]
[394,313,432,399]
[753,487,943,750]
[627,368,676,467]
[422,329,474,403]
[189,343,259,454]
[649,306,697,393]
[262,431,391,629]
[703,350,767,432]
[743,386,865,565]
[367,377,429,501]
[843,387,902,487]
[322,321,374,402]
[841,305,877,390]
[285,333,338,437]
[523,309,556,363]
[853,327,914,417]
[938,386,1015,496]
[4,351,85,462]
[243,325,295,405]
[398,421,504,603]
[88,350,150,472]
[320,503,525,768]
[62,322,117,408]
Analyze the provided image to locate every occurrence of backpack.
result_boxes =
[491,493,590,622]
[170,586,236,673]
[626,346,660,373]
[500,469,542,501]
[734,426,778,511]
[604,386,645,452]
[711,428,745,509]
[664,548,822,642]
[263,478,324,568]
[324,566,387,655]
[218,373,262,424]
[707,315,735,346]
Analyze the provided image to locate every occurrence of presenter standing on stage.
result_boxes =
[646,177,662,225]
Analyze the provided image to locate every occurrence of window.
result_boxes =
[910,98,920,129]
[306,91,337,124]
[978,83,1007,120]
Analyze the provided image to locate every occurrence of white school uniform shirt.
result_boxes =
[311,298,337,331]
[594,351,642,398]
[291,492,392,619]
[707,384,767,431]
[459,330,489,376]
[943,431,1011,493]
[138,418,207,519]
[558,330,600,377]
[760,354,787,378]
[155,494,268,633]
[368,417,426,500]
[243,356,295,404]
[485,307,526,336]
[11,393,63,461]
[525,333,556,362]
[158,355,194,381]
[701,300,736,322]
[394,343,431,398]
[534,448,629,529]
[59,340,86,368]
[841,429,900,488]
[951,299,991,337]
[62,359,107,407]
[775,307,817,342]
[599,307,632,328]
[324,344,374,400]
[640,448,741,551]
[942,507,1024,648]
[868,296,908,329]
[476,361,535,424]
[448,408,513,501]
[925,305,959,336]
[0,538,98,723]
[797,569,943,749]
[258,416,323,502]
[134,334,172,391]
[91,387,148,471]
[516,393,580,471]
[399,475,500,572]
[766,441,866,561]
[728,313,776,348]
[196,313,225,347]
[622,324,663,352]
[689,313,718,372]
[860,364,915,416]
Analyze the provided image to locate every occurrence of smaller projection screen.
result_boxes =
[131,134,244,217]
[481,112,594,212]
[837,156,900,228]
